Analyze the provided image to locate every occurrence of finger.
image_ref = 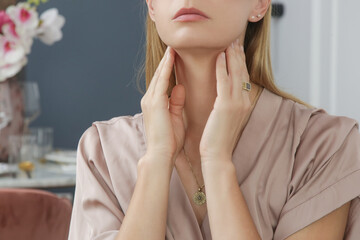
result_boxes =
[226,41,243,99]
[235,42,251,99]
[239,44,246,63]
[147,47,170,96]
[237,44,249,78]
[155,47,175,96]
[216,51,231,99]
[169,84,185,117]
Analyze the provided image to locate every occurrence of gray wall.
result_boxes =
[28,0,146,149]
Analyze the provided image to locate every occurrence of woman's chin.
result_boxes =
[165,41,225,51]
[170,47,224,61]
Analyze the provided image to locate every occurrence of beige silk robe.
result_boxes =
[68,88,360,240]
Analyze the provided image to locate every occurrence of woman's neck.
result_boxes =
[173,49,261,156]
[174,50,219,147]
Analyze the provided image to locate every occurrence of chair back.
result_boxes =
[0,188,72,240]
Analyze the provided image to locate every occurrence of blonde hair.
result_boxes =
[136,4,310,107]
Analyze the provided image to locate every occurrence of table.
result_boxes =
[0,160,76,202]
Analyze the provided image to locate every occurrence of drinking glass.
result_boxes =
[20,81,41,133]
[8,134,37,178]
[29,127,54,162]
[0,82,13,130]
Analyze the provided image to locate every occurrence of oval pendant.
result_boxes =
[193,191,206,205]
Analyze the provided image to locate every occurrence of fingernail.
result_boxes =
[240,45,244,52]
[221,52,226,59]
[231,42,235,49]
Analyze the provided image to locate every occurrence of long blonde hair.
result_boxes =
[136,4,310,107]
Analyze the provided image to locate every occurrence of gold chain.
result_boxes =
[177,85,263,206]
[183,147,205,191]
[182,147,206,205]
[181,86,262,187]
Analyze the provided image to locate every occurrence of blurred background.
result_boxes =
[26,0,360,150]
[27,0,145,149]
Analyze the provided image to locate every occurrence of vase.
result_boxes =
[0,68,26,162]
[0,0,25,163]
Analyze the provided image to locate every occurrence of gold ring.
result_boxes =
[242,82,251,91]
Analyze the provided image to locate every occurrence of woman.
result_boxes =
[68,0,360,239]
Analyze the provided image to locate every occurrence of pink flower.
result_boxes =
[0,11,12,27]
[0,37,24,64]
[19,8,31,23]
[0,11,18,38]
[0,11,12,32]
[6,3,38,53]
[0,35,26,81]
[0,2,65,80]
[6,3,38,32]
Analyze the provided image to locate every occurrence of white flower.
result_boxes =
[6,2,39,53]
[0,57,27,82]
[0,36,26,81]
[0,2,65,81]
[36,8,65,45]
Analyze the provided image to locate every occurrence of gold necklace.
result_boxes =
[178,86,263,206]
[182,148,206,206]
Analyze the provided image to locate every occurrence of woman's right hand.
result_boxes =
[140,47,186,167]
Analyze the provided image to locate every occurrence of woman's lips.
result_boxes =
[174,14,208,22]
[173,7,209,22]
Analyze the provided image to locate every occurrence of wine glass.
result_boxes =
[0,81,13,130]
[20,81,41,133]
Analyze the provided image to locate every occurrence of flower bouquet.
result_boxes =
[0,0,65,162]
[0,0,65,81]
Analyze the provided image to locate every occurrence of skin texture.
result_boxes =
[146,0,267,167]
[115,0,351,239]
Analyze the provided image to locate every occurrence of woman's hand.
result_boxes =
[140,47,186,167]
[199,39,252,163]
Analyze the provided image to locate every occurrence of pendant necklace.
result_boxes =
[176,85,263,206]
[182,148,206,206]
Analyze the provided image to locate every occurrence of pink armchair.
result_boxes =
[0,188,72,240]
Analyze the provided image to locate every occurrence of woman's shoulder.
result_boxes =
[261,88,358,143]
[262,89,360,168]
[80,112,145,142]
[288,99,359,148]
[290,100,360,169]
[92,112,144,130]
[77,112,146,161]
[269,92,360,239]
[265,88,360,139]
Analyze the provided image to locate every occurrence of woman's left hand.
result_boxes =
[199,38,252,163]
